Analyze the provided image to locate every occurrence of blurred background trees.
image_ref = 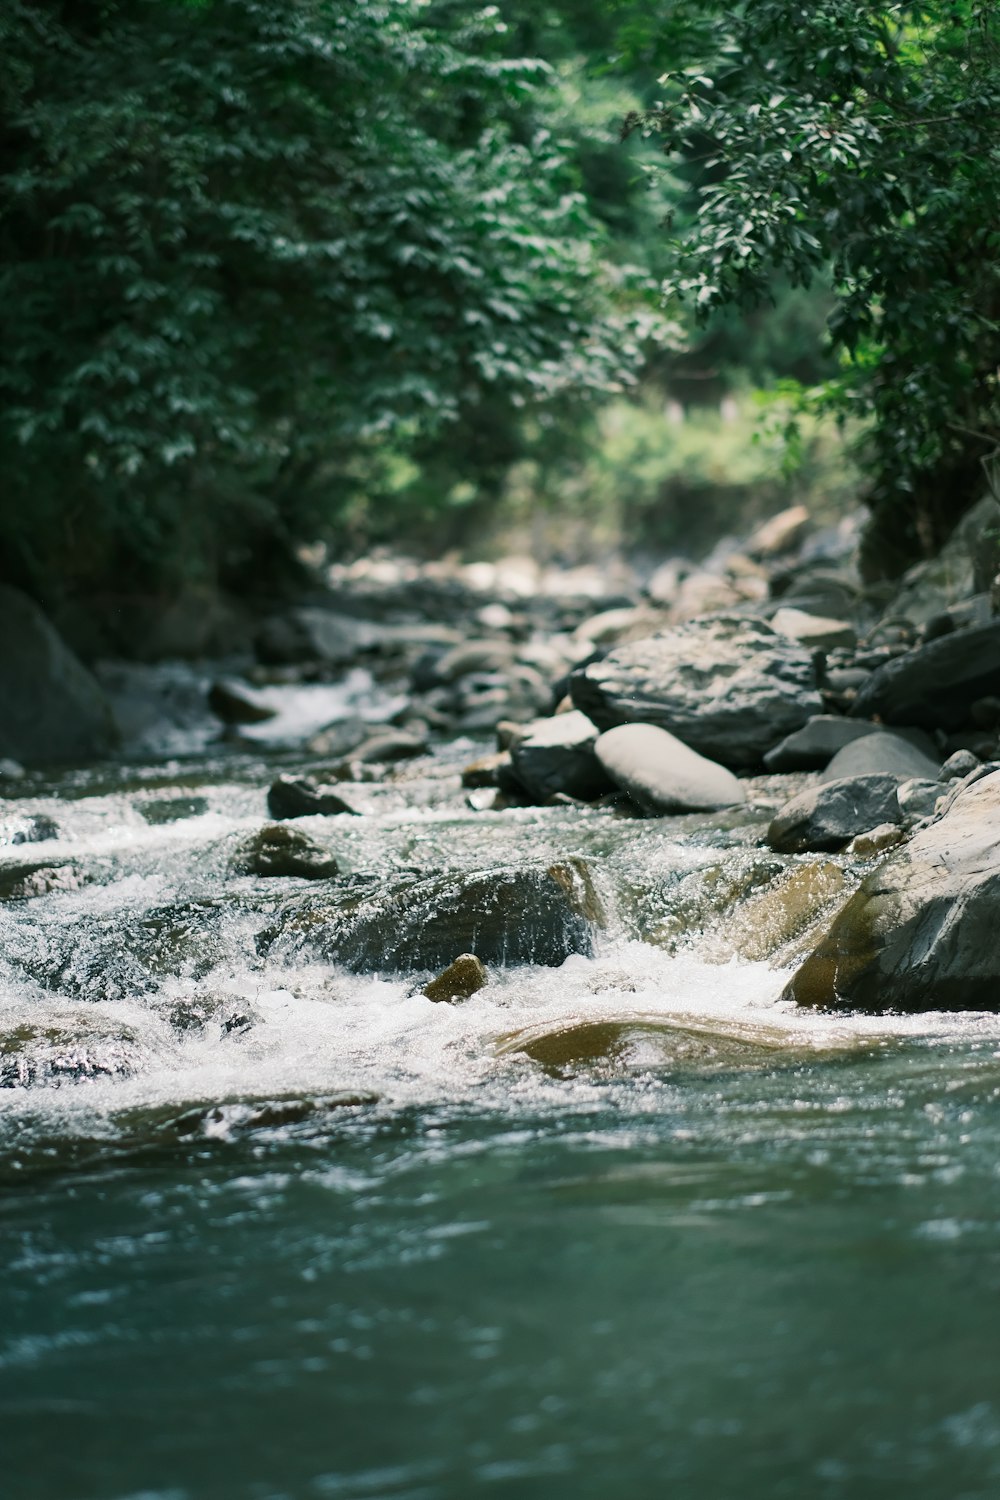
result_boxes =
[2,0,994,615]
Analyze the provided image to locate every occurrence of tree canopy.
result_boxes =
[634,0,1000,572]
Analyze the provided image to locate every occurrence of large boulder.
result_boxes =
[0,587,117,765]
[509,711,611,802]
[269,860,603,972]
[818,730,940,785]
[569,615,822,768]
[850,621,1000,730]
[767,774,903,854]
[595,724,746,814]
[783,769,1000,1012]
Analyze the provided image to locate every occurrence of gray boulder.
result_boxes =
[767,774,903,854]
[850,620,1000,730]
[783,768,1000,1011]
[595,724,746,815]
[510,711,611,802]
[570,615,822,768]
[0,587,117,765]
[770,607,857,651]
[266,774,363,819]
[763,716,880,772]
[819,730,940,785]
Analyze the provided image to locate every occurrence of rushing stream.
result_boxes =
[3,713,1000,1499]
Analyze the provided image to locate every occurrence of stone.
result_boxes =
[0,812,59,846]
[345,729,426,764]
[941,749,981,780]
[0,586,117,765]
[421,954,489,1003]
[726,861,849,962]
[770,607,857,652]
[594,723,746,814]
[233,824,340,879]
[767,774,903,854]
[885,495,1000,627]
[818,730,940,785]
[763,716,880,772]
[461,751,512,789]
[304,718,371,758]
[895,778,943,823]
[846,824,907,858]
[783,768,1000,1012]
[432,640,516,683]
[570,615,822,768]
[850,620,1000,730]
[509,711,611,802]
[274,860,604,972]
[0,859,86,901]
[266,774,363,820]
[207,678,277,725]
[745,504,811,558]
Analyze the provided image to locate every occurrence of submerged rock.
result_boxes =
[595,723,745,814]
[421,953,489,1003]
[767,774,903,854]
[233,824,340,879]
[0,1015,142,1088]
[784,768,1000,1012]
[570,615,822,767]
[0,859,86,901]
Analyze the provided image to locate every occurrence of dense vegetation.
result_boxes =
[2,0,997,611]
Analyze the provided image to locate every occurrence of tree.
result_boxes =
[634,0,1000,574]
[0,0,655,603]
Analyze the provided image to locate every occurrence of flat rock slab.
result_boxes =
[850,620,1000,730]
[783,768,1000,1012]
[570,615,822,768]
[819,730,940,785]
[768,774,903,854]
[595,723,745,814]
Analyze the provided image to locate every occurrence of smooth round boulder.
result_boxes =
[595,724,746,815]
[818,730,940,785]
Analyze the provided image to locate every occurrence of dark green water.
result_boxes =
[4,1047,1000,1500]
[3,754,1000,1498]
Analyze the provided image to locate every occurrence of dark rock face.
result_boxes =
[783,769,1000,1012]
[271,860,603,972]
[819,731,940,785]
[266,774,362,820]
[0,586,117,765]
[208,678,277,725]
[421,953,489,1003]
[767,775,903,854]
[233,825,340,879]
[509,711,610,802]
[850,621,1000,730]
[594,723,745,814]
[570,615,822,767]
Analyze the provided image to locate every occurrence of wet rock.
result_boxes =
[266,773,363,819]
[346,729,427,763]
[0,812,59,847]
[304,718,371,758]
[273,860,604,972]
[0,1016,141,1088]
[850,620,1000,731]
[233,824,340,879]
[784,768,1000,1012]
[207,677,277,725]
[509,711,611,802]
[138,795,208,825]
[818,730,940,785]
[570,615,822,767]
[770,607,857,652]
[767,774,903,854]
[595,723,745,815]
[0,585,118,765]
[0,859,86,901]
[461,751,511,789]
[763,716,881,772]
[723,861,849,963]
[421,953,489,1003]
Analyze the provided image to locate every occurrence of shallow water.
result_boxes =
[2,740,1000,1499]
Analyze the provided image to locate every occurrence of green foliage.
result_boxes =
[636,0,1000,571]
[0,0,659,599]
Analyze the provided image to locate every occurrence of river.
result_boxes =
[2,725,999,1499]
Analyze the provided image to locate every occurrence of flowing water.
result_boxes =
[3,717,1000,1499]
